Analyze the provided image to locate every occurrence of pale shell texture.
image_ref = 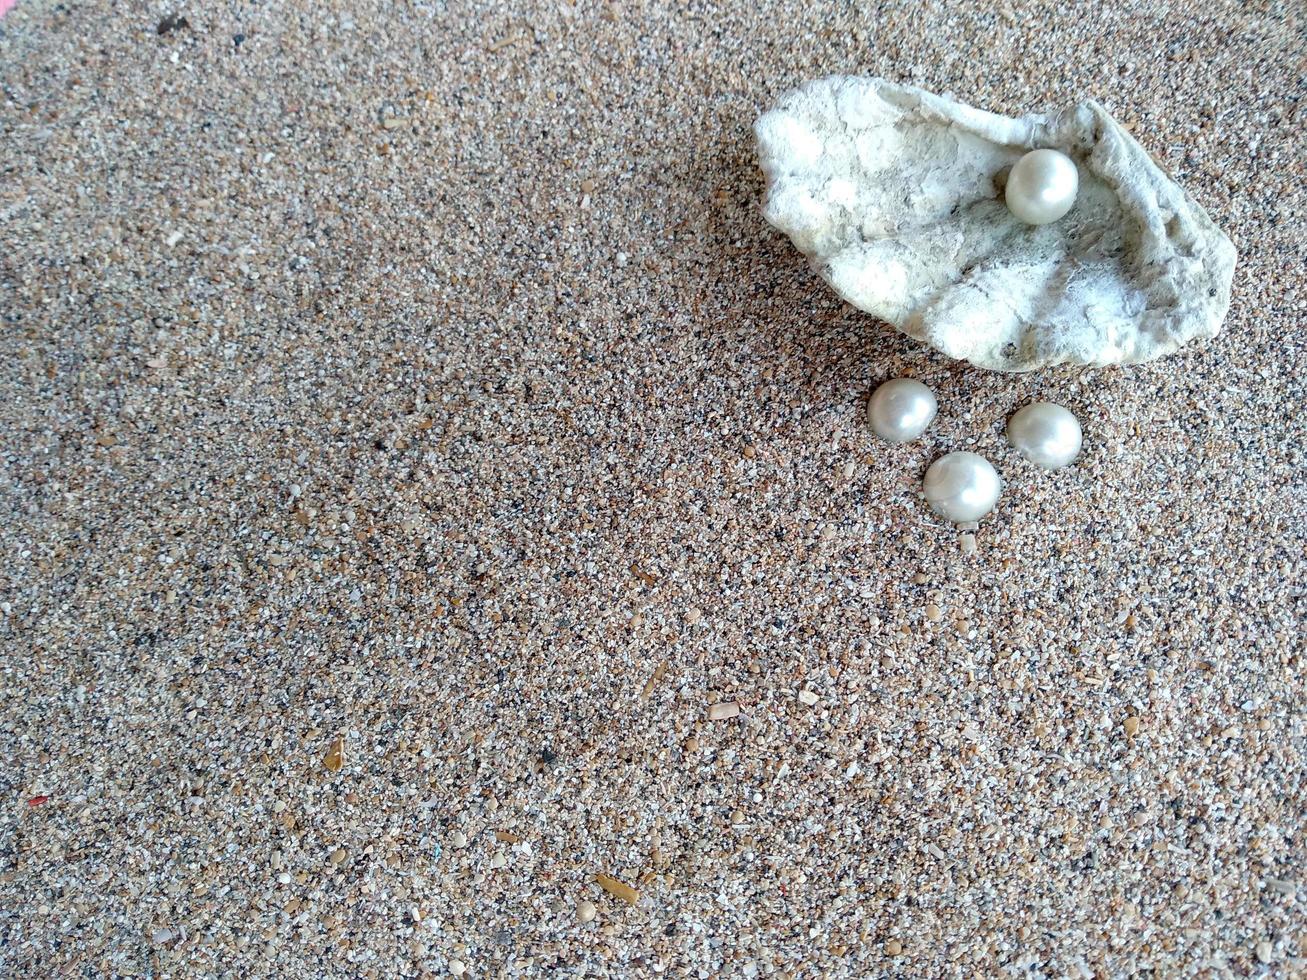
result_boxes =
[755,76,1237,371]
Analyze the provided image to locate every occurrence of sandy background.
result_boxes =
[1,0,1303,976]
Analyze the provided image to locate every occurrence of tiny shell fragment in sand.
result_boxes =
[641,661,667,699]
[707,701,740,721]
[595,872,640,905]
[322,736,344,772]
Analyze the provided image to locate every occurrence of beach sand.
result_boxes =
[0,1,1302,975]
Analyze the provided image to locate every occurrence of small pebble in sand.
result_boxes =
[924,603,942,622]
[959,532,977,555]
[449,959,466,976]
[707,701,739,721]
[1256,941,1272,964]
[450,830,469,849]
[489,851,507,869]
[685,606,703,625]
[328,847,347,865]
[577,900,597,923]
[797,689,819,706]
[1124,716,1140,737]
[885,938,903,956]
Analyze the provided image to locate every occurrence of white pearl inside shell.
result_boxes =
[867,378,937,443]
[1006,402,1083,469]
[1005,148,1079,225]
[923,452,1001,523]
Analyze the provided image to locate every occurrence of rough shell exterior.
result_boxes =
[755,76,1237,371]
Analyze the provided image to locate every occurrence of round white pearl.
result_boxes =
[923,452,1001,523]
[1006,402,1082,469]
[867,378,937,443]
[1005,148,1079,225]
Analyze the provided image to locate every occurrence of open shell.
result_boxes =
[755,76,1236,371]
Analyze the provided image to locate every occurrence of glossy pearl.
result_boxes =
[923,452,1001,523]
[867,378,937,443]
[1005,148,1079,225]
[1006,402,1082,469]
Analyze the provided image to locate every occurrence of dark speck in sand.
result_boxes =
[156,14,189,36]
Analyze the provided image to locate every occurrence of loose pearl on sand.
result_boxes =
[867,378,937,443]
[1007,402,1082,469]
[923,452,1001,523]
[1005,148,1079,225]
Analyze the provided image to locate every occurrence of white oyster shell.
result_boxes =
[755,76,1236,371]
